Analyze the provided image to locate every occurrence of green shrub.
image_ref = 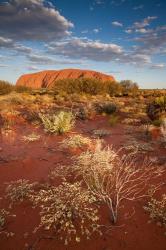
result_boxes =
[0,80,14,95]
[52,78,103,95]
[147,96,166,120]
[152,119,162,127]
[39,111,75,134]
[95,102,117,115]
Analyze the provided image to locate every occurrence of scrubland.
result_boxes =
[0,79,166,250]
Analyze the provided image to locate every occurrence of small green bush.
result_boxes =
[95,102,117,115]
[147,96,166,120]
[152,119,162,127]
[39,111,75,134]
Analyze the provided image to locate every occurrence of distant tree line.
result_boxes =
[0,78,165,97]
[52,78,139,97]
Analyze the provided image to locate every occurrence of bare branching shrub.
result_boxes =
[32,182,100,245]
[60,134,92,149]
[144,194,166,229]
[5,179,36,204]
[39,111,75,134]
[74,141,163,224]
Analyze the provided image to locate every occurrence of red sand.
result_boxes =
[0,116,166,250]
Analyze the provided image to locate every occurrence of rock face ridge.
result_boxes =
[16,69,115,89]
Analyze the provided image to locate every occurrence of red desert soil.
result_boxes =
[16,68,115,89]
[0,116,166,250]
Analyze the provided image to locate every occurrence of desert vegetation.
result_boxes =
[0,78,166,250]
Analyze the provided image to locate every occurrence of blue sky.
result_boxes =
[0,0,166,88]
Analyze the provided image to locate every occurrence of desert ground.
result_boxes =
[0,85,166,250]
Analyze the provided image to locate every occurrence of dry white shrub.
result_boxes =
[74,140,117,175]
[74,141,163,224]
[31,182,100,245]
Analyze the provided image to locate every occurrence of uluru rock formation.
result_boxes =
[16,69,115,89]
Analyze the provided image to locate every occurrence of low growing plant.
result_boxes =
[95,102,117,115]
[144,194,166,230]
[32,182,100,245]
[0,209,15,237]
[39,111,75,134]
[22,133,41,142]
[5,179,36,205]
[60,134,92,149]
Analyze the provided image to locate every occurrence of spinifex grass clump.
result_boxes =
[32,182,100,245]
[39,111,75,134]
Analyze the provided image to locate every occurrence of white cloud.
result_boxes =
[0,36,32,54]
[0,0,73,41]
[27,54,56,64]
[133,5,144,10]
[81,30,89,34]
[27,65,39,71]
[26,52,87,66]
[150,63,165,69]
[47,37,123,62]
[112,21,123,27]
[93,28,100,33]
[132,16,157,29]
[135,28,152,34]
[46,37,154,67]
[125,29,132,34]
[0,64,8,68]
